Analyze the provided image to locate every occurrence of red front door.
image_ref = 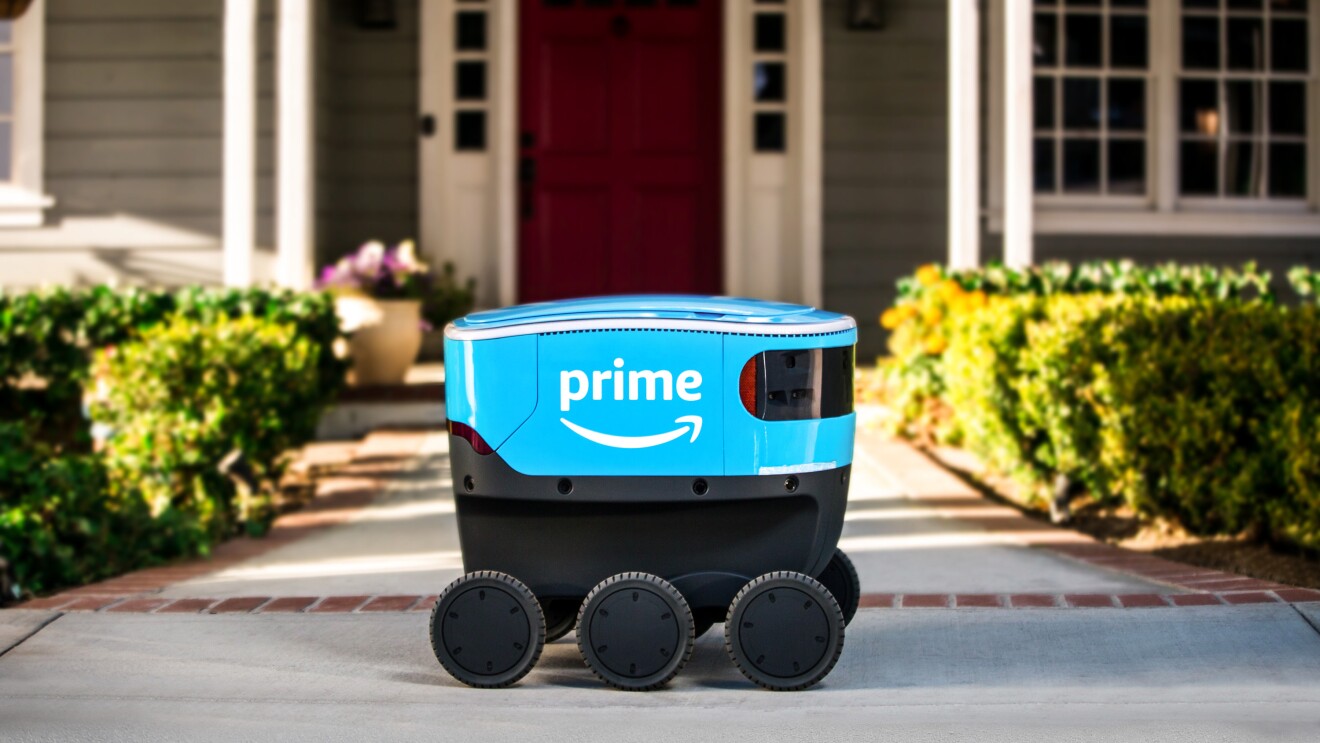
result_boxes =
[518,0,722,303]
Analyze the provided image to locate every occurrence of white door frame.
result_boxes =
[419,0,821,308]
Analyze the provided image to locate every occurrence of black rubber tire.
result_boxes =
[577,572,695,691]
[724,572,845,691]
[542,598,580,643]
[430,571,545,688]
[815,548,861,626]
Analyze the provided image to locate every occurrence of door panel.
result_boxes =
[519,0,721,303]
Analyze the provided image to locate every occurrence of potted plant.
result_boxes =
[419,262,477,362]
[318,240,431,386]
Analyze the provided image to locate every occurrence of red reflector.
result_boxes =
[739,356,758,415]
[447,420,494,455]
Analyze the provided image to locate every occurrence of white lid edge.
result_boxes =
[444,315,858,341]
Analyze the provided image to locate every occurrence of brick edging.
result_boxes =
[16,590,1320,615]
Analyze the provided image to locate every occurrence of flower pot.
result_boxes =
[336,296,423,386]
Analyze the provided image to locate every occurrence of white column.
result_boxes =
[1002,0,1034,268]
[277,0,316,289]
[947,0,981,269]
[224,0,257,287]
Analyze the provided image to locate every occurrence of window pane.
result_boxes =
[1108,78,1145,131]
[754,62,785,102]
[1182,0,1218,7]
[1035,137,1056,192]
[1183,17,1220,70]
[1225,80,1261,135]
[1034,13,1058,67]
[1226,17,1264,71]
[754,14,786,52]
[1271,20,1308,72]
[455,110,486,151]
[1063,77,1100,129]
[754,112,786,152]
[1111,0,1146,7]
[1063,14,1102,67]
[1270,0,1307,11]
[1180,140,1219,195]
[1064,0,1100,6]
[1180,79,1219,135]
[1108,139,1145,194]
[1269,143,1307,198]
[456,12,486,51]
[1062,138,1100,192]
[1226,0,1262,8]
[1035,76,1055,129]
[455,61,486,101]
[0,121,10,181]
[1110,15,1148,69]
[1225,141,1264,197]
[0,53,11,116]
[1270,81,1306,136]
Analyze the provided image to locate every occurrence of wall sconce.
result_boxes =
[0,0,34,20]
[846,0,885,30]
[356,0,397,31]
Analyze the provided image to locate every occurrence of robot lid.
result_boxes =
[446,294,856,340]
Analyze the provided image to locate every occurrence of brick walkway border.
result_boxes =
[20,589,1320,615]
[854,434,1309,596]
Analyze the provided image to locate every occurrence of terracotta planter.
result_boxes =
[336,296,423,386]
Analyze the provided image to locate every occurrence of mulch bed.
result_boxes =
[929,447,1320,592]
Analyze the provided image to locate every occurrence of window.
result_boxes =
[1178,0,1309,199]
[453,4,489,151]
[0,1,51,227]
[1032,0,1150,196]
[995,0,1320,233]
[753,0,788,152]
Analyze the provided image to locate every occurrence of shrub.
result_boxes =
[0,421,151,594]
[94,314,328,545]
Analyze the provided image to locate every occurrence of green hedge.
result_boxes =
[0,288,347,596]
[882,262,1320,551]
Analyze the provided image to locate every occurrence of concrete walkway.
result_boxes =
[156,426,1169,599]
[2,605,1320,740]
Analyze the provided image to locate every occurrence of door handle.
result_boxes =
[520,157,537,184]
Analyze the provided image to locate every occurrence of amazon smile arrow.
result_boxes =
[560,415,703,449]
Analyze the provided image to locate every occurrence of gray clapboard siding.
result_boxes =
[47,19,220,59]
[0,0,287,289]
[47,0,220,21]
[823,0,948,359]
[315,0,420,268]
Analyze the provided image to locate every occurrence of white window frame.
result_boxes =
[988,0,1320,236]
[0,0,52,227]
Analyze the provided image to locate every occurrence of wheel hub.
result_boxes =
[585,587,681,679]
[736,587,831,678]
[441,585,532,677]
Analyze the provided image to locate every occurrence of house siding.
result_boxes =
[822,0,947,360]
[315,0,419,270]
[0,0,279,288]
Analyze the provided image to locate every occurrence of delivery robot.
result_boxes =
[435,296,859,691]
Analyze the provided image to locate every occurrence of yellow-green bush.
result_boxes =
[880,262,1320,550]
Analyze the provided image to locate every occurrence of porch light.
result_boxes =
[0,0,32,20]
[356,0,397,31]
[846,0,884,30]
